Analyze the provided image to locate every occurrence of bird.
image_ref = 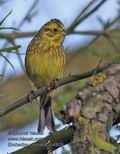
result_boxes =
[25,19,65,133]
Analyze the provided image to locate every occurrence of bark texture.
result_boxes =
[61,63,120,154]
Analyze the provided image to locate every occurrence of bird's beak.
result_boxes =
[62,31,66,35]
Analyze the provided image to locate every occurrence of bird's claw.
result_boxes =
[28,90,35,103]
[49,79,59,89]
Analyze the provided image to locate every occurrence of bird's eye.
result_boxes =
[53,28,58,32]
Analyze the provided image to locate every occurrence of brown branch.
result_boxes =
[0,62,116,118]
[11,126,74,154]
[70,30,111,36]
[0,31,37,39]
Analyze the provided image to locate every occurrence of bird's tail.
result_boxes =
[38,94,55,133]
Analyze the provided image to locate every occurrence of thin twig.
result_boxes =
[67,0,97,33]
[0,53,16,74]
[0,10,12,25]
[93,54,105,76]
[0,31,36,39]
[67,0,107,33]
[69,30,110,36]
[11,40,25,72]
[105,35,120,53]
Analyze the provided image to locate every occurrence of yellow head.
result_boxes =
[39,19,65,45]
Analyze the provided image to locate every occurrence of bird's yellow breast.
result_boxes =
[25,46,64,87]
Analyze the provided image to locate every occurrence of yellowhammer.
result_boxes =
[25,19,65,133]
